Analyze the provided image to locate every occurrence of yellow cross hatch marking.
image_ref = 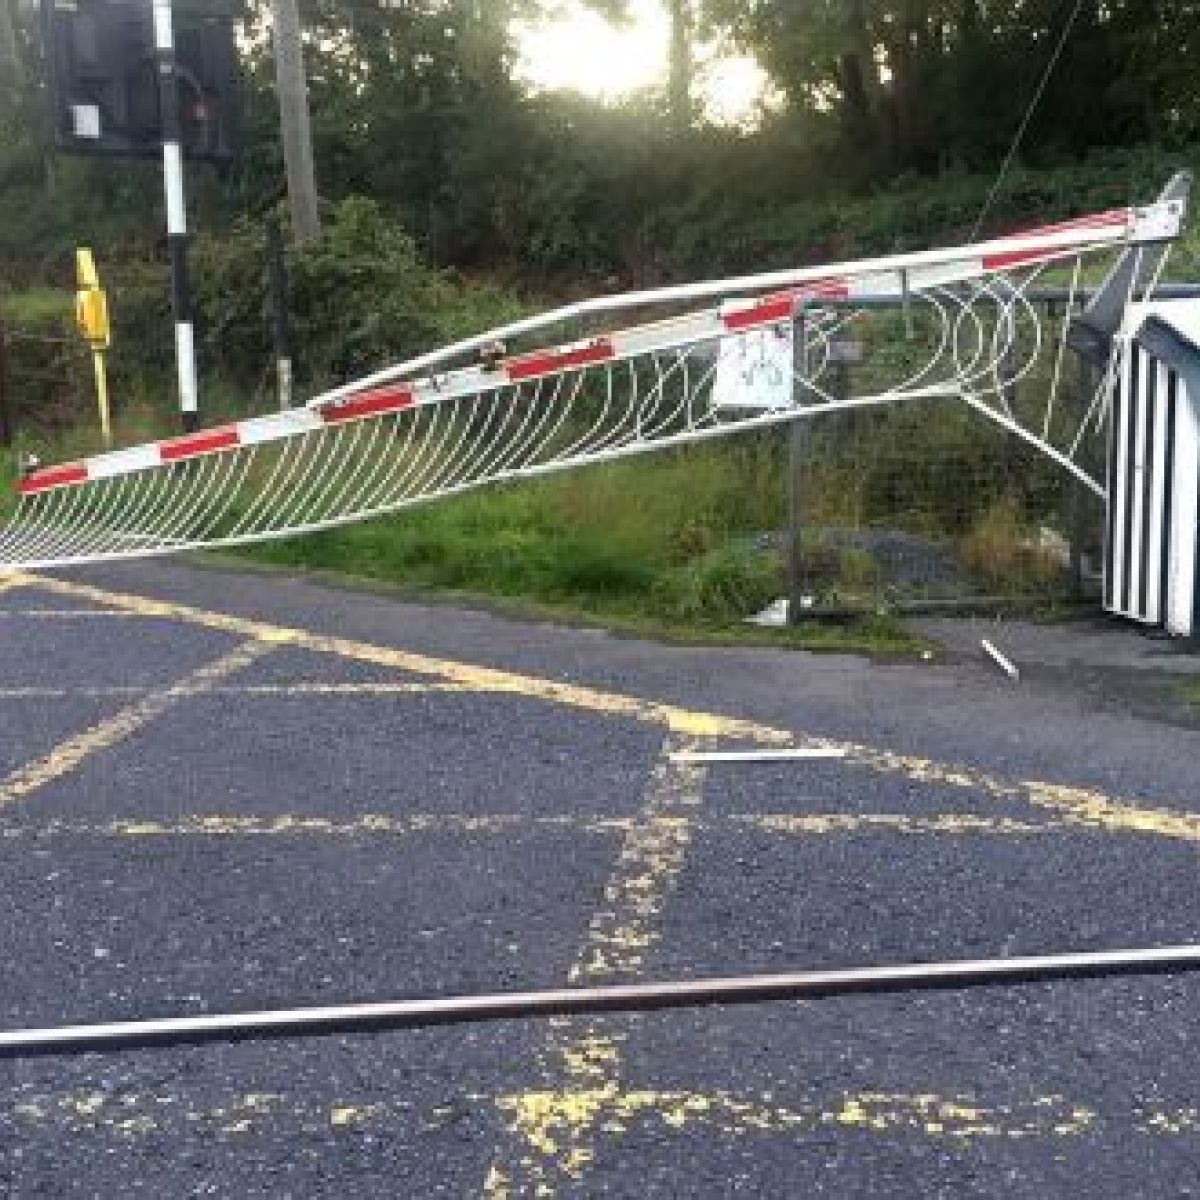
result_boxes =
[486,737,711,1195]
[0,609,148,619]
[5,1082,1197,1145]
[0,640,275,810]
[0,682,476,700]
[0,570,1197,1189]
[18,572,1200,848]
[0,811,1085,842]
[23,574,793,743]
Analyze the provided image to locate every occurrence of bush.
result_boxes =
[838,547,880,591]
[106,197,527,404]
[0,295,91,434]
[651,543,782,621]
[280,197,524,392]
[959,498,1065,593]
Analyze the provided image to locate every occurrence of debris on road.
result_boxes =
[669,747,848,765]
[981,638,1021,680]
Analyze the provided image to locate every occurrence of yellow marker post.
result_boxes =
[74,249,112,446]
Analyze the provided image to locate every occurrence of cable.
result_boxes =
[969,0,1087,243]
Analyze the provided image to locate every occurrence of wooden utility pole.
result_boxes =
[0,0,20,87]
[0,310,14,449]
[271,0,320,244]
[0,2,21,447]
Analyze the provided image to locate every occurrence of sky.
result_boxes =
[513,0,769,125]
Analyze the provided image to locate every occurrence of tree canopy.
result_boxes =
[0,0,1197,280]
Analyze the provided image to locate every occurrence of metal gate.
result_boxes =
[1105,300,1200,637]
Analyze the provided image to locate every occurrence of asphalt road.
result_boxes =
[0,558,1199,1197]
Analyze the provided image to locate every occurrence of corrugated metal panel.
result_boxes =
[1105,304,1200,637]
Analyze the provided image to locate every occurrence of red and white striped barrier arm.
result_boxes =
[14,199,1178,499]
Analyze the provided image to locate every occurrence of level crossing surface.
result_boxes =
[0,561,1198,1196]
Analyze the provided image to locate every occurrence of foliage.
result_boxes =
[651,541,781,621]
[279,197,524,388]
[0,290,90,436]
[959,497,1067,594]
[101,196,525,403]
[244,442,784,619]
[0,0,1193,633]
[3,1,1198,285]
[707,0,1200,177]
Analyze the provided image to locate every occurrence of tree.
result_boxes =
[0,0,20,91]
[666,0,696,133]
[578,0,696,131]
[706,0,1186,178]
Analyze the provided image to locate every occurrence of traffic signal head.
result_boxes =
[74,248,112,348]
[42,0,241,162]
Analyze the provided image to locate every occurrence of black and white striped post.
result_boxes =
[152,0,199,433]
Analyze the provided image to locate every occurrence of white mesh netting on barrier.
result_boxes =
[0,193,1187,571]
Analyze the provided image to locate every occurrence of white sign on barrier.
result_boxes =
[713,318,794,412]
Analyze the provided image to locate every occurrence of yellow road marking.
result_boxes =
[0,640,274,810]
[1023,781,1200,842]
[486,738,710,1196]
[0,813,635,839]
[0,810,1082,842]
[23,574,791,744]
[3,573,1196,1181]
[726,739,1200,846]
[330,1103,383,1129]
[21,574,1200,849]
[4,1083,1193,1144]
[1143,1108,1200,1134]
[0,681,473,700]
[492,1087,1099,1146]
[14,572,1200,857]
[569,750,706,984]
[234,681,472,697]
[737,812,1061,837]
[0,609,146,619]
[0,687,148,699]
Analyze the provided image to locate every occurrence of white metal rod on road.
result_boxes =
[669,748,848,764]
[2,944,1200,1058]
[981,638,1021,679]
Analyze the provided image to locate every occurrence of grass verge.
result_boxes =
[0,412,949,660]
[0,288,72,325]
[214,550,930,658]
[227,448,932,658]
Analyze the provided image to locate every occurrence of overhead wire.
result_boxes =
[969,0,1088,243]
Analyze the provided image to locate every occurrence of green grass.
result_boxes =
[0,393,178,519]
[232,447,930,657]
[0,409,1065,653]
[237,450,774,614]
[222,545,928,657]
[241,446,781,606]
[1,288,72,326]
[0,412,928,656]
